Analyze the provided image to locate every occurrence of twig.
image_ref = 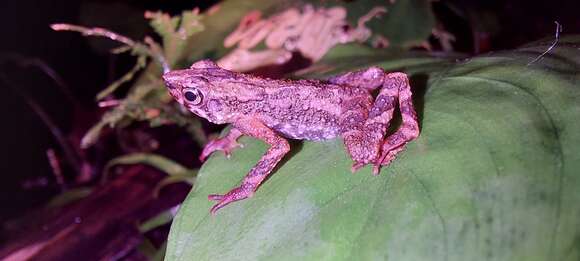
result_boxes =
[50,23,170,73]
[50,23,136,46]
[528,21,562,66]
[98,99,121,108]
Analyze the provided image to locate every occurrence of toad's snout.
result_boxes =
[162,72,180,90]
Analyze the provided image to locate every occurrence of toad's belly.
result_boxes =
[271,122,340,141]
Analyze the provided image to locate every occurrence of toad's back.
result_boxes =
[253,79,373,140]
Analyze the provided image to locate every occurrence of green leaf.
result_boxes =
[45,187,93,208]
[104,152,197,198]
[104,153,190,178]
[165,37,580,260]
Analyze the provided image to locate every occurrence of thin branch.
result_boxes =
[50,23,170,73]
[98,99,121,108]
[50,23,136,46]
[528,21,562,66]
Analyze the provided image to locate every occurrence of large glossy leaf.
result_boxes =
[165,37,580,260]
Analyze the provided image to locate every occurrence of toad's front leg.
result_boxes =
[208,118,290,214]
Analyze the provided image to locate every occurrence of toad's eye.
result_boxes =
[183,88,203,105]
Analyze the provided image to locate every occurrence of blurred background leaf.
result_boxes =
[323,0,436,47]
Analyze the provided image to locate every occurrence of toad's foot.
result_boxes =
[199,128,243,162]
[371,146,405,175]
[208,186,254,215]
[373,132,419,174]
[340,70,419,176]
[378,145,406,167]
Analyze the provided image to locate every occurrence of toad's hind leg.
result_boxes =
[342,87,396,173]
[373,72,419,174]
[343,72,419,175]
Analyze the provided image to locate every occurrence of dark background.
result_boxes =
[0,0,577,221]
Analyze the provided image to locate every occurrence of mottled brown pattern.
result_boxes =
[162,60,420,213]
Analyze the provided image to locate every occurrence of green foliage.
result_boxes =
[81,81,163,148]
[146,9,205,67]
[164,37,580,260]
[79,9,205,148]
[105,153,191,177]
